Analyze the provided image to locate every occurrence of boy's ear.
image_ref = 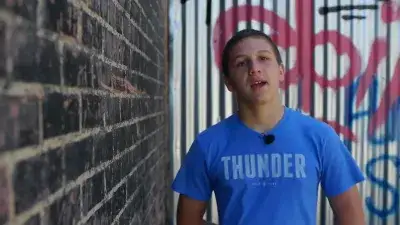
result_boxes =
[224,76,234,92]
[278,63,285,82]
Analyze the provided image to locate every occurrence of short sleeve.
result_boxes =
[320,127,365,197]
[171,139,212,201]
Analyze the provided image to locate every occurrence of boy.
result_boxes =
[172,29,366,225]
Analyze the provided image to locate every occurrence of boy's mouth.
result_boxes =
[250,81,268,89]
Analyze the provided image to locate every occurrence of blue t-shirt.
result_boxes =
[172,107,365,225]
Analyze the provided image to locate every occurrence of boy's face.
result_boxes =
[224,36,284,105]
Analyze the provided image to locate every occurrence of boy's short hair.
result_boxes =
[221,29,283,77]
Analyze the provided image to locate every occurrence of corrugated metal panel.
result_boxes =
[169,0,400,224]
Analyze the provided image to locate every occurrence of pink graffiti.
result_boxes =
[212,0,400,141]
[213,0,362,114]
[381,1,400,23]
[355,39,400,135]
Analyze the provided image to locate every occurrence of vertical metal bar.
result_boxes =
[309,0,315,119]
[194,0,199,137]
[369,5,379,225]
[259,0,264,32]
[296,0,303,111]
[335,0,341,143]
[219,0,226,121]
[231,0,239,112]
[165,0,174,224]
[206,0,213,221]
[320,0,329,223]
[284,0,290,107]
[383,3,391,225]
[246,0,252,29]
[180,2,187,163]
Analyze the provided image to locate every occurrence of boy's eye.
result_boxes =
[260,56,269,60]
[236,61,246,67]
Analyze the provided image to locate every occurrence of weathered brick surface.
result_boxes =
[0,0,169,225]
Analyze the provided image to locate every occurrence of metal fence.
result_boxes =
[168,0,400,224]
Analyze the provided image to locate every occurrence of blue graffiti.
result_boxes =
[365,154,400,218]
[345,73,400,219]
[345,73,400,146]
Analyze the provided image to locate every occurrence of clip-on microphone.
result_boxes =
[263,134,275,145]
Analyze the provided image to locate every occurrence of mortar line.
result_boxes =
[132,0,157,35]
[110,150,164,225]
[110,0,163,57]
[0,80,164,99]
[68,0,162,69]
[6,128,165,225]
[76,140,165,225]
[0,111,165,164]
[0,10,164,86]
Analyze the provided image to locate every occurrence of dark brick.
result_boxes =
[13,30,61,85]
[123,125,133,150]
[119,206,131,225]
[82,171,104,214]
[23,215,40,225]
[122,43,130,67]
[82,12,93,48]
[16,101,40,147]
[0,98,25,151]
[107,3,115,29]
[113,127,124,153]
[0,166,9,225]
[46,0,79,37]
[130,122,139,144]
[4,0,37,22]
[43,93,80,139]
[64,137,93,182]
[100,0,108,19]
[105,97,121,126]
[91,171,105,207]
[93,21,104,52]
[46,148,64,193]
[82,94,103,129]
[13,148,64,213]
[122,18,131,41]
[130,1,141,26]
[120,98,130,122]
[82,13,102,51]
[134,184,145,215]
[49,187,80,225]
[116,40,125,66]
[95,199,112,225]
[115,8,123,34]
[111,184,126,218]
[63,47,93,88]
[0,21,5,77]
[104,31,113,61]
[96,62,114,91]
[130,98,139,118]
[93,131,114,166]
[90,0,100,15]
[126,169,139,197]
[119,151,129,178]
[105,160,121,193]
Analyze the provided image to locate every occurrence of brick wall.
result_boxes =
[0,0,170,225]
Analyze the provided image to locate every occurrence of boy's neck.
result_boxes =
[238,98,284,133]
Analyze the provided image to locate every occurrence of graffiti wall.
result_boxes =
[169,0,400,224]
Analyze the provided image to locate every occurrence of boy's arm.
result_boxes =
[320,126,366,225]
